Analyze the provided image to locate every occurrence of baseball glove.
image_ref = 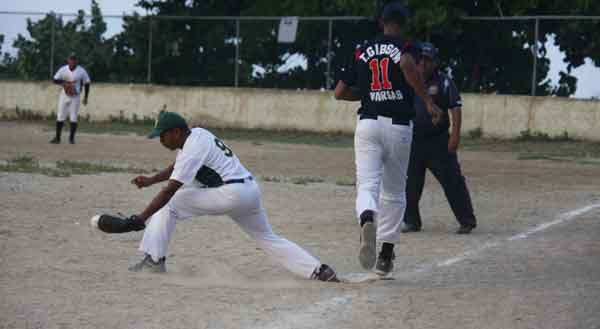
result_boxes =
[90,214,146,233]
[63,82,77,96]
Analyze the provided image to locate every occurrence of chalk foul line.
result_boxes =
[257,202,600,329]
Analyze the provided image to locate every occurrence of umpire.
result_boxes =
[402,42,477,234]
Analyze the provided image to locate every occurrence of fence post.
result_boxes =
[147,17,153,83]
[235,19,240,88]
[531,18,539,96]
[326,19,333,89]
[50,16,55,79]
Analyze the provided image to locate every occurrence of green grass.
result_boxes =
[56,160,148,175]
[467,128,483,139]
[5,114,600,157]
[0,156,148,177]
[38,119,354,147]
[261,175,283,183]
[260,175,328,185]
[0,156,69,177]
[4,108,353,146]
[290,176,325,185]
[516,130,572,142]
[335,178,356,186]
[462,138,600,158]
[211,128,353,148]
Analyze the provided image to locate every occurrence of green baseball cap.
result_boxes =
[147,111,188,139]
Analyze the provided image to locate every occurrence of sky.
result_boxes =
[1,0,599,98]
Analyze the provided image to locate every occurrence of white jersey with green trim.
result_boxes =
[170,128,251,186]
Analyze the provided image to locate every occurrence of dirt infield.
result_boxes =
[1,122,599,329]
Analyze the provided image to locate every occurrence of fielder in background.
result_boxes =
[122,111,339,282]
[334,2,442,276]
[402,42,477,234]
[50,53,91,144]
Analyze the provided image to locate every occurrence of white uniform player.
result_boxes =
[127,111,339,282]
[50,54,91,144]
[334,2,442,276]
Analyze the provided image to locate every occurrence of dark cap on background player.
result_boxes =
[419,42,439,60]
[381,2,409,26]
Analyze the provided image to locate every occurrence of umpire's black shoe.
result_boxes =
[49,137,60,144]
[311,264,340,282]
[456,223,476,234]
[374,251,395,276]
[401,223,421,233]
[69,138,75,144]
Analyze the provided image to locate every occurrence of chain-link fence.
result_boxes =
[1,11,599,97]
[0,12,375,90]
[460,15,600,97]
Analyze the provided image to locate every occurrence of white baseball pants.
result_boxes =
[57,93,81,122]
[139,180,321,278]
[354,116,413,243]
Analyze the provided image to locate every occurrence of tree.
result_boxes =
[122,0,379,87]
[7,0,599,96]
[401,0,599,96]
[0,35,17,78]
[239,0,378,89]
[11,1,113,81]
[113,0,247,85]
[110,13,152,83]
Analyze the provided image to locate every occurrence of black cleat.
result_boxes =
[69,138,75,144]
[311,264,340,282]
[401,223,421,233]
[374,252,395,276]
[456,224,476,234]
[49,137,60,144]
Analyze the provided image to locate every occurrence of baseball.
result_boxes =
[90,214,101,229]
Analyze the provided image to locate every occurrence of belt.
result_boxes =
[223,176,254,185]
[359,113,411,126]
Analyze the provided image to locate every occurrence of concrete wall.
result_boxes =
[1,81,600,140]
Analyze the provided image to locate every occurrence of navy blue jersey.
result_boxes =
[340,35,418,123]
[413,71,462,140]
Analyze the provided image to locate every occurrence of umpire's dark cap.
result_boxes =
[382,2,409,25]
[419,42,439,59]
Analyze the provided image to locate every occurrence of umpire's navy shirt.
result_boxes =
[414,71,462,140]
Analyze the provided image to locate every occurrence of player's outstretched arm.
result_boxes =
[131,162,175,188]
[137,179,183,222]
[334,80,361,101]
[400,53,443,125]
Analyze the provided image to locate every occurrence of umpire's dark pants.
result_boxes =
[403,133,477,228]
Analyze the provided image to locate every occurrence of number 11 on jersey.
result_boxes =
[369,58,393,91]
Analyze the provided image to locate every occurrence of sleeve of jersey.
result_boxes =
[169,145,209,185]
[53,67,63,80]
[447,79,462,109]
[83,69,91,84]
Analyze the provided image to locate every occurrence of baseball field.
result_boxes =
[1,120,599,329]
